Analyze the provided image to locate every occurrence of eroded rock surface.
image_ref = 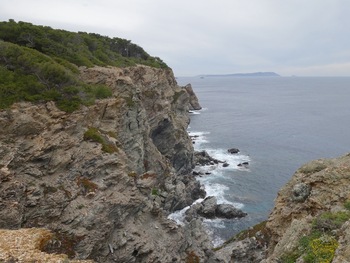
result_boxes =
[215,153,350,262]
[0,65,218,262]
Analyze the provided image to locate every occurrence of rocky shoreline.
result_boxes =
[1,65,350,262]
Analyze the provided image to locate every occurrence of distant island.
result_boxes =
[199,72,280,77]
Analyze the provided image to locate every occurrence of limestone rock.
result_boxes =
[184,83,202,110]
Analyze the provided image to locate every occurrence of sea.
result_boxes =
[170,76,350,246]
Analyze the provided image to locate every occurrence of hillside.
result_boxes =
[0,20,167,112]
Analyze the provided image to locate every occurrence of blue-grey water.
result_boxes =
[176,76,350,245]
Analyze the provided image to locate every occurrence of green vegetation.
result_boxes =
[83,127,118,153]
[151,188,159,196]
[312,211,350,231]
[344,200,350,210]
[0,19,168,111]
[83,127,104,144]
[280,209,350,262]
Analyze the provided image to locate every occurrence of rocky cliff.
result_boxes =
[0,65,215,262]
[216,153,350,262]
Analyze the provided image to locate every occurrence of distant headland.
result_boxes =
[199,72,280,77]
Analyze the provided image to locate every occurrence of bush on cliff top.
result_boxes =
[0,19,168,111]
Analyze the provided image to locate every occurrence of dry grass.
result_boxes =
[0,228,93,263]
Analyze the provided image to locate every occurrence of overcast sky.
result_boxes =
[1,0,350,76]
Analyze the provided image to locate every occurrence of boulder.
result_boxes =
[194,150,223,166]
[200,196,217,218]
[184,83,202,110]
[228,148,240,154]
[216,204,247,219]
[185,196,247,221]
[291,182,310,202]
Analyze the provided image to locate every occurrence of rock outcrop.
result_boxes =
[215,153,350,262]
[185,196,247,221]
[184,83,202,110]
[0,65,218,262]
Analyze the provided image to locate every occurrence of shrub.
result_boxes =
[83,127,104,144]
[313,211,350,231]
[101,142,118,153]
[303,234,338,263]
[344,200,350,210]
[151,188,159,196]
[83,127,118,153]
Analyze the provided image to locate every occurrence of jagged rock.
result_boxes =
[291,182,310,202]
[183,83,202,110]
[200,196,218,218]
[228,148,240,154]
[186,196,247,221]
[0,65,214,262]
[264,154,350,261]
[194,150,222,166]
[238,162,249,167]
[216,204,247,219]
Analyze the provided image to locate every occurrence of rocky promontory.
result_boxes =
[215,153,350,262]
[0,65,217,262]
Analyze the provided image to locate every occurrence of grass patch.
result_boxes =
[280,210,350,262]
[313,211,350,232]
[83,127,118,153]
[344,200,350,210]
[301,234,338,263]
[151,188,159,196]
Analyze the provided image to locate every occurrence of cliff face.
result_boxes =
[0,65,212,262]
[216,153,350,262]
[263,154,350,262]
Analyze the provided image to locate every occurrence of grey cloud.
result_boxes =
[1,0,350,76]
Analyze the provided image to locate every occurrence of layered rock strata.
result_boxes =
[0,65,217,262]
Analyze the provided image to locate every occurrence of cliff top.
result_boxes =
[0,20,168,112]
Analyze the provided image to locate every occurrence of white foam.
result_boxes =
[167,198,204,225]
[202,219,226,246]
[188,131,210,149]
[189,110,201,115]
[197,179,244,209]
[207,148,251,170]
[167,206,190,226]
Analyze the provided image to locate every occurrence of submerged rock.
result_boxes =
[228,148,240,154]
